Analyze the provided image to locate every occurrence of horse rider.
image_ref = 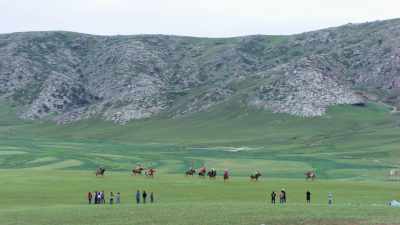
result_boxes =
[223,169,229,182]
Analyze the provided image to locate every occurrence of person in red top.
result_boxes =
[87,192,93,204]
[198,166,206,176]
[223,169,229,182]
[148,168,156,177]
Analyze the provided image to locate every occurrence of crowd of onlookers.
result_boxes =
[87,190,155,205]
[269,189,334,205]
[87,189,334,205]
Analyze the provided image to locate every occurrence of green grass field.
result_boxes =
[0,171,399,225]
[0,102,400,224]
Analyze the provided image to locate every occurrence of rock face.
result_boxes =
[249,56,362,117]
[1,19,400,124]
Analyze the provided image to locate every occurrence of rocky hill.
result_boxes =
[1,19,400,124]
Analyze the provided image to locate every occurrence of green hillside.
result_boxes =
[1,101,399,180]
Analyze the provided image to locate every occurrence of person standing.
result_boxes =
[97,192,102,204]
[328,192,333,206]
[115,192,121,204]
[282,189,286,204]
[306,190,311,204]
[136,190,141,204]
[88,192,93,204]
[150,192,154,203]
[109,192,114,205]
[142,190,148,204]
[101,191,105,204]
[271,191,276,204]
[279,189,286,204]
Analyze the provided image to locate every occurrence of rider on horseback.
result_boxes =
[250,170,262,181]
[198,166,207,176]
[223,169,229,182]
[147,168,156,177]
[132,164,145,175]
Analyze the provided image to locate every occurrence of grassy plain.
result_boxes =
[0,102,400,224]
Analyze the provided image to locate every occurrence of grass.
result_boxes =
[0,170,399,225]
[0,101,399,179]
[0,101,400,224]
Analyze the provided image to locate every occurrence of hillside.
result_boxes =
[0,97,399,179]
[1,19,400,124]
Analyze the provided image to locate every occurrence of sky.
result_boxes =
[0,0,399,37]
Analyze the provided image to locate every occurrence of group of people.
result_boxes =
[189,167,230,181]
[88,191,121,204]
[135,190,154,204]
[87,189,334,206]
[87,190,155,205]
[270,190,334,205]
[270,189,287,204]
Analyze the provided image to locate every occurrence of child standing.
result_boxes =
[328,192,333,206]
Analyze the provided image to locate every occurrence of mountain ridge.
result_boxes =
[1,18,400,124]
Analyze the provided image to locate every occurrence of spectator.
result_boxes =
[150,192,154,203]
[279,189,286,204]
[101,191,105,204]
[142,191,147,204]
[271,191,276,204]
[328,192,333,206]
[88,192,93,204]
[142,190,147,204]
[282,189,286,203]
[109,192,114,205]
[115,192,121,204]
[97,192,102,204]
[136,190,141,204]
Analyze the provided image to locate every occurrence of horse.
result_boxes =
[207,169,217,179]
[250,172,262,181]
[305,171,316,181]
[132,166,145,176]
[146,168,156,178]
[198,167,207,177]
[185,168,196,176]
[96,167,106,176]
[223,170,229,182]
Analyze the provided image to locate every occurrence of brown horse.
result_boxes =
[185,168,196,176]
[132,167,144,176]
[305,171,316,181]
[223,170,229,182]
[132,165,145,176]
[198,167,207,177]
[146,168,156,178]
[250,171,262,181]
[96,167,106,176]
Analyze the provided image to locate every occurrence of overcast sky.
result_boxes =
[0,0,399,37]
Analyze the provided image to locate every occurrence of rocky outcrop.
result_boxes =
[249,57,362,117]
[1,19,400,124]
